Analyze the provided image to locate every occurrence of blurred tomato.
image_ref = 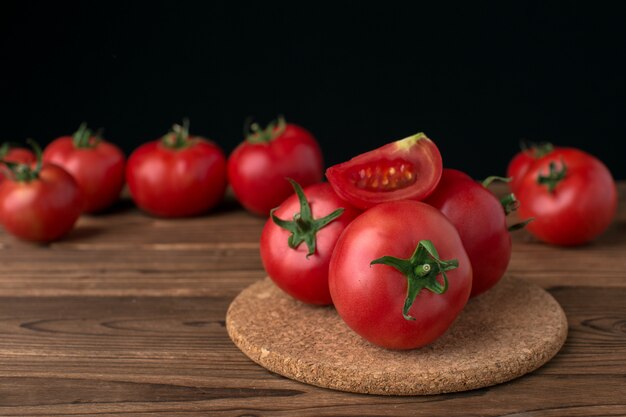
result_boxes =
[228,116,323,216]
[126,121,227,217]
[43,123,125,213]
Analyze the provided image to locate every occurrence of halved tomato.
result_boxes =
[325,133,443,209]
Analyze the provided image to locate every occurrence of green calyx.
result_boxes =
[371,240,458,321]
[481,176,518,213]
[1,139,43,182]
[482,175,519,214]
[500,193,519,215]
[244,115,287,144]
[0,142,10,159]
[537,160,567,193]
[508,218,534,232]
[270,178,344,258]
[72,122,100,148]
[481,175,511,188]
[521,140,554,158]
[481,174,533,231]
[162,119,192,150]
[501,192,534,231]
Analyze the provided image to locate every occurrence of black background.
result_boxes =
[1,1,625,179]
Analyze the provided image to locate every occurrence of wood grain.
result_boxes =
[0,184,625,415]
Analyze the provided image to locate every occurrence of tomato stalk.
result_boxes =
[521,140,554,158]
[481,176,518,213]
[371,240,458,321]
[72,122,101,148]
[271,178,344,258]
[537,160,567,193]
[0,142,10,158]
[162,119,193,150]
[244,116,287,144]
[481,176,511,188]
[497,191,535,231]
[0,139,43,182]
[481,175,533,231]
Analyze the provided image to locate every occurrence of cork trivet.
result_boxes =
[226,276,567,395]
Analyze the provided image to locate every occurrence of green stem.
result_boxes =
[500,193,519,215]
[482,176,511,188]
[271,178,344,258]
[245,115,287,144]
[0,142,9,158]
[521,140,554,158]
[72,122,97,148]
[162,119,192,150]
[1,139,43,182]
[537,160,567,193]
[371,240,458,321]
[508,218,534,232]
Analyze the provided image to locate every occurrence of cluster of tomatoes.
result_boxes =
[0,117,324,242]
[261,133,617,350]
[1,118,616,350]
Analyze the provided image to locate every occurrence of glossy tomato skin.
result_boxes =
[228,124,323,216]
[329,200,472,349]
[326,133,443,210]
[0,148,36,182]
[517,148,617,246]
[43,136,125,213]
[425,169,511,298]
[260,183,361,305]
[126,138,227,217]
[0,164,82,242]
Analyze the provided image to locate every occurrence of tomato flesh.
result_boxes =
[326,133,442,210]
[347,158,417,192]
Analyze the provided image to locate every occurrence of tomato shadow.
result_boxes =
[209,194,247,215]
[83,197,137,216]
[61,225,104,242]
[516,218,626,250]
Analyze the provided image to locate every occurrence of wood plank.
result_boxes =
[0,375,623,416]
[0,286,623,415]
[0,183,623,415]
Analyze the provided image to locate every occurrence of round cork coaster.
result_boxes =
[226,276,567,395]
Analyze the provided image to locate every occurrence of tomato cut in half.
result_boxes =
[325,133,443,209]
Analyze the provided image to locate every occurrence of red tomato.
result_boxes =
[507,142,556,191]
[517,148,617,245]
[260,180,361,305]
[43,123,126,213]
[0,153,82,242]
[326,133,442,210]
[329,200,472,349]
[228,116,323,216]
[425,169,511,298]
[0,144,36,182]
[126,121,227,217]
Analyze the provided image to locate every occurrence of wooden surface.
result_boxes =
[227,277,568,395]
[0,184,625,416]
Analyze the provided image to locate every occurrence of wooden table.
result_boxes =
[0,185,625,416]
